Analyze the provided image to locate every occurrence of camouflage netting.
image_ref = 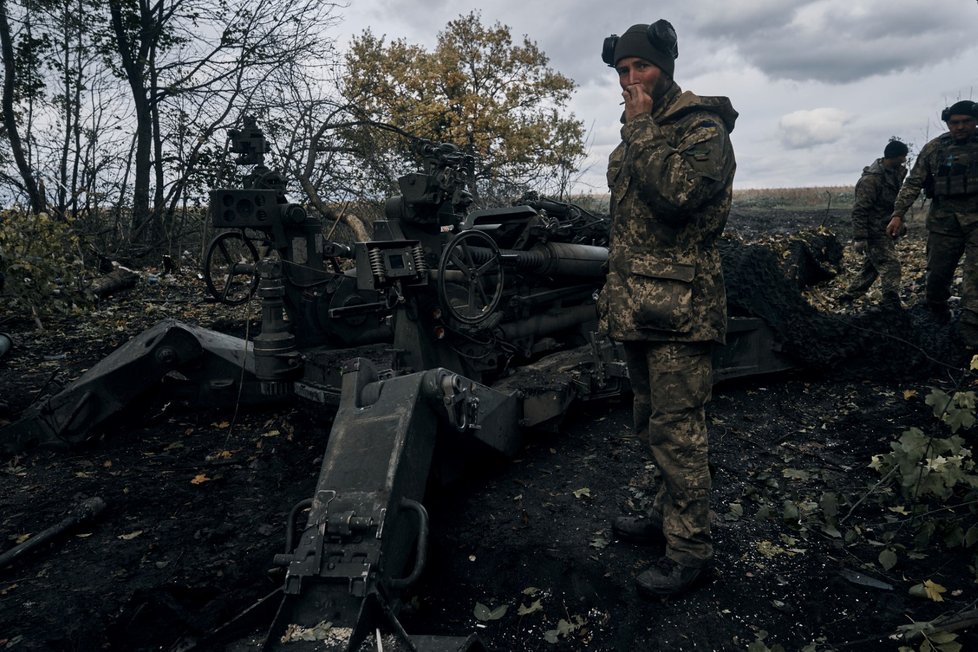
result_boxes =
[779,231,844,288]
[719,235,966,380]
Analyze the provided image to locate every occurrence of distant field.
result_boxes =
[570,186,856,213]
[732,186,854,210]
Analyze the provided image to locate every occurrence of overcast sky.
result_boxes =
[333,0,978,192]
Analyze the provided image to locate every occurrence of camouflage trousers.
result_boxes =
[845,238,901,299]
[623,340,713,568]
[927,220,978,347]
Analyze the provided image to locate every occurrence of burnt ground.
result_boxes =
[1,206,977,652]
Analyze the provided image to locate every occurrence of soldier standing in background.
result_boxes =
[599,19,737,597]
[839,139,909,307]
[890,101,978,345]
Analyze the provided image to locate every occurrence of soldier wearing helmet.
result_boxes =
[890,100,978,344]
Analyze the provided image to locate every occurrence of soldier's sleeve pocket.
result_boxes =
[684,143,721,179]
[629,258,695,333]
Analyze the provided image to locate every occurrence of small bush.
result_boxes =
[0,210,94,326]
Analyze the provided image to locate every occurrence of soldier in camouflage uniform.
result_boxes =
[598,19,736,597]
[890,101,978,344]
[839,140,909,306]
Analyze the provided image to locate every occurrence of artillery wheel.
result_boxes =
[437,229,504,327]
[203,231,260,305]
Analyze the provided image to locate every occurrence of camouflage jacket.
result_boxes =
[851,158,906,241]
[892,131,978,232]
[601,82,737,344]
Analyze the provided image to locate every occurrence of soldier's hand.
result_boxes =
[853,240,867,255]
[622,84,653,122]
[885,216,903,238]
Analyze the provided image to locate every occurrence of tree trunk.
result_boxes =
[57,5,72,216]
[299,118,369,242]
[149,1,165,245]
[296,173,369,242]
[90,267,139,299]
[0,0,46,214]
[70,0,82,220]
[109,0,155,250]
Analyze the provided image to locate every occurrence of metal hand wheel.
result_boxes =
[203,231,260,305]
[436,230,503,326]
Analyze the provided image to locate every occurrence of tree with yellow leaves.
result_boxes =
[342,11,586,202]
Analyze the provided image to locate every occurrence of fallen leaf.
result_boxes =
[965,525,978,548]
[118,530,143,541]
[908,579,947,602]
[922,579,947,602]
[782,468,810,481]
[878,548,897,570]
[725,502,744,521]
[473,602,508,621]
[756,540,793,558]
[544,616,583,643]
[191,474,211,485]
[517,599,542,616]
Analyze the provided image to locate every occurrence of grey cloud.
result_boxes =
[679,0,977,84]
[778,107,853,149]
[682,0,799,36]
[748,41,927,83]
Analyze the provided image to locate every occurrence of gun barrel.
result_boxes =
[468,242,607,278]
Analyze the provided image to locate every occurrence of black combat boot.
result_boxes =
[881,291,902,310]
[635,556,707,598]
[611,514,664,544]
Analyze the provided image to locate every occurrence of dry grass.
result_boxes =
[569,187,857,213]
[732,186,854,210]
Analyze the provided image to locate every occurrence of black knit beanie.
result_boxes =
[613,20,677,77]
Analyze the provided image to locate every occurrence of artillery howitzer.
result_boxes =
[0,121,792,651]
